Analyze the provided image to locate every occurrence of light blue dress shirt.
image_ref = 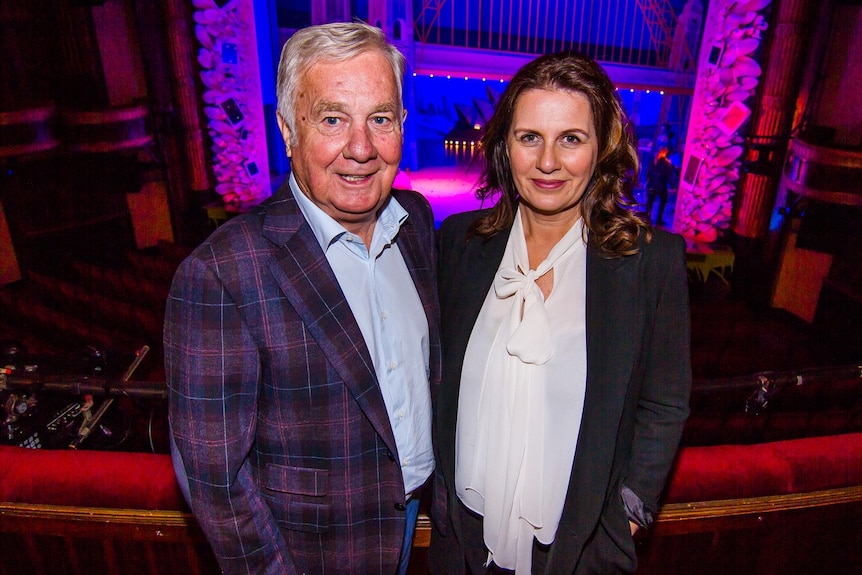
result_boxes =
[289,174,434,497]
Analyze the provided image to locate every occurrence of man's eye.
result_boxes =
[371,116,398,131]
[324,117,340,125]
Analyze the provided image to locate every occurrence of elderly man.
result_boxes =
[165,22,440,575]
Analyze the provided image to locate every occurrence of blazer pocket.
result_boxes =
[262,464,330,534]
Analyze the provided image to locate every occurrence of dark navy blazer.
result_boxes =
[431,210,691,574]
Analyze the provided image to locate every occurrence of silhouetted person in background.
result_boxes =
[646,146,675,225]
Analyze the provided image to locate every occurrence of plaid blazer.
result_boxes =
[165,184,441,575]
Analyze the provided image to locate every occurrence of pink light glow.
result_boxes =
[399,165,488,225]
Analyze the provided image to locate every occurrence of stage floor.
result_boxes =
[397,164,485,226]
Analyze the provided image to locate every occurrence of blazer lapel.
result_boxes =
[262,193,398,455]
[583,246,641,424]
[451,228,511,350]
[437,220,510,492]
[394,214,440,386]
[558,246,642,543]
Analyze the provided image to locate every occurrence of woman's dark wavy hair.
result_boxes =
[471,50,651,257]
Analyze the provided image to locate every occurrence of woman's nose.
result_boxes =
[537,143,559,173]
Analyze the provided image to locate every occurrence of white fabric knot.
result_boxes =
[494,267,555,364]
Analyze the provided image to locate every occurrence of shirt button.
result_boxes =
[397,410,404,420]
[380,311,388,320]
[402,457,410,465]
[388,361,397,371]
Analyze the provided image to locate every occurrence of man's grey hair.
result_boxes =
[276,21,406,146]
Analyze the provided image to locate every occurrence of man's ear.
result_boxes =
[276,113,292,158]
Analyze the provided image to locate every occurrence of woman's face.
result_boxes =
[507,88,599,222]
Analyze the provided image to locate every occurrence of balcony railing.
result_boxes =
[413,0,693,69]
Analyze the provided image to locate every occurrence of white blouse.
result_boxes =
[456,208,588,573]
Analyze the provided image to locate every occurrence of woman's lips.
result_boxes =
[531,179,565,190]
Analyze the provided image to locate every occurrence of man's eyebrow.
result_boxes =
[371,102,398,114]
[309,101,398,117]
[311,100,348,116]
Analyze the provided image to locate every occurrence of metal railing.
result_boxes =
[413,0,689,68]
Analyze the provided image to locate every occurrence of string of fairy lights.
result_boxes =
[414,73,669,154]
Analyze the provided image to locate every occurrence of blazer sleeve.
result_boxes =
[624,233,692,523]
[165,246,297,575]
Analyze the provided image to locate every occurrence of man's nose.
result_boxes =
[343,123,376,162]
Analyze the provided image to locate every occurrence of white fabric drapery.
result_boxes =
[456,209,588,573]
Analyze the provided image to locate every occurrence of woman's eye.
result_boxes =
[521,134,538,143]
[563,134,580,144]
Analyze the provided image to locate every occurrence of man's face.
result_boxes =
[278,50,404,236]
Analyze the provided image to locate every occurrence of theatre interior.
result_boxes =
[1,0,861,573]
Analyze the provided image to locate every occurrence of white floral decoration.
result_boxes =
[675,0,771,243]
[193,0,270,209]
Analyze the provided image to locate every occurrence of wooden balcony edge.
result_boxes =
[3,484,861,546]
[655,484,862,522]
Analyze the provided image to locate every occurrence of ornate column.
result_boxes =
[733,0,819,239]
[163,0,212,193]
[190,0,271,209]
[673,0,773,244]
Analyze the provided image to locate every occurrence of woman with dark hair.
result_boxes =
[429,51,691,574]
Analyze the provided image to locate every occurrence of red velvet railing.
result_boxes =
[2,432,862,574]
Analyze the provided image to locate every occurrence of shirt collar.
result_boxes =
[288,172,408,252]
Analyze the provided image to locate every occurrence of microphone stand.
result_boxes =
[68,345,150,449]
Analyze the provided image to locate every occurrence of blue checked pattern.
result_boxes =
[165,185,441,575]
